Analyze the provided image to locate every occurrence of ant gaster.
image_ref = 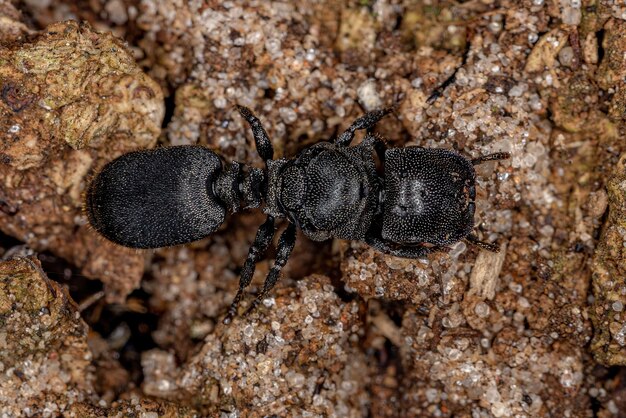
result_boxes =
[85,107,510,323]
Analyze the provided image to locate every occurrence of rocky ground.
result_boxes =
[1,0,625,417]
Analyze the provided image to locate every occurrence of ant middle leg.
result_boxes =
[244,223,297,317]
[223,215,276,324]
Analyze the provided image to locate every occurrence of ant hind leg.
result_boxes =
[223,215,276,324]
[244,223,297,317]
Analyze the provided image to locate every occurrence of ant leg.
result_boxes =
[465,233,500,252]
[223,215,276,324]
[237,105,274,163]
[426,70,459,104]
[365,235,450,259]
[335,107,394,147]
[471,152,511,165]
[362,133,388,163]
[427,43,470,104]
[244,223,297,316]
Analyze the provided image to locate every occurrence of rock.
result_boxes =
[173,276,370,417]
[591,154,626,366]
[0,20,164,302]
[0,256,96,416]
[1,0,626,416]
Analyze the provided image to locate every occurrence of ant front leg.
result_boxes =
[335,107,394,147]
[237,105,274,164]
[361,132,388,164]
[223,215,276,324]
[365,235,450,259]
[245,223,297,317]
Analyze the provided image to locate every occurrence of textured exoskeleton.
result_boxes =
[85,107,509,322]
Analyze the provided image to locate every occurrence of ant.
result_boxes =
[86,106,509,323]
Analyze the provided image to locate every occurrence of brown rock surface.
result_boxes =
[0,256,95,416]
[0,1,625,417]
[0,18,164,302]
[163,276,370,417]
[591,154,626,366]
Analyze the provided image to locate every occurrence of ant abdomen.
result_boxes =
[86,146,226,249]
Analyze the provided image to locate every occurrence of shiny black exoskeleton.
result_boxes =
[85,107,509,323]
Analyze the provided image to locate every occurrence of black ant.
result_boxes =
[85,106,509,323]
